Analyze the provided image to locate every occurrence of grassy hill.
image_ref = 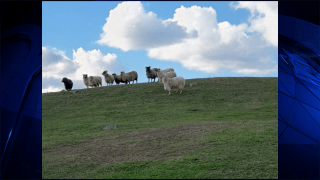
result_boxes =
[42,77,278,179]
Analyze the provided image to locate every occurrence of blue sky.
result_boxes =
[42,1,278,93]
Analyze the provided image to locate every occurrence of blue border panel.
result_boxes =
[278,1,320,179]
[0,1,42,179]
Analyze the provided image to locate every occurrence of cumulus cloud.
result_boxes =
[96,1,278,76]
[72,48,125,80]
[96,1,197,51]
[42,47,125,92]
[230,1,278,46]
[42,47,79,80]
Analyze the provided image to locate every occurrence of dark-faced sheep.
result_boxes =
[61,77,73,91]
[102,70,115,86]
[145,66,157,83]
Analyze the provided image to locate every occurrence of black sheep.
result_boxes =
[61,77,73,90]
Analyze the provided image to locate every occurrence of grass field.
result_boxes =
[42,77,278,179]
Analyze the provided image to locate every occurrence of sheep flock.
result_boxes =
[61,66,185,95]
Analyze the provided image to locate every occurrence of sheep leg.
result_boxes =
[168,91,171,95]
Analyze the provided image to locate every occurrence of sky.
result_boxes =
[42,1,278,93]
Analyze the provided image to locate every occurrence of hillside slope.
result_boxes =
[43,77,278,179]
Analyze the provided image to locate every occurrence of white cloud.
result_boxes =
[218,21,248,45]
[42,47,125,92]
[72,47,124,80]
[96,1,278,76]
[230,1,278,46]
[96,1,197,51]
[42,47,79,80]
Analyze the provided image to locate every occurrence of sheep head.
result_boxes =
[83,74,88,78]
[146,66,151,72]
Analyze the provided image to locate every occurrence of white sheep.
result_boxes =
[145,66,158,83]
[119,71,129,84]
[160,71,177,86]
[83,74,98,88]
[162,75,185,95]
[88,76,102,88]
[102,70,115,86]
[157,68,174,84]
[122,71,138,84]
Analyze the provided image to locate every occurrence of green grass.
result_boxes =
[42,77,278,179]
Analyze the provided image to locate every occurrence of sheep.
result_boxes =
[157,68,175,84]
[160,71,177,86]
[112,73,125,85]
[61,77,73,91]
[118,71,129,84]
[89,76,102,88]
[162,75,185,95]
[145,66,158,83]
[119,71,138,84]
[153,68,160,72]
[83,74,98,88]
[102,70,115,86]
[127,71,138,84]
